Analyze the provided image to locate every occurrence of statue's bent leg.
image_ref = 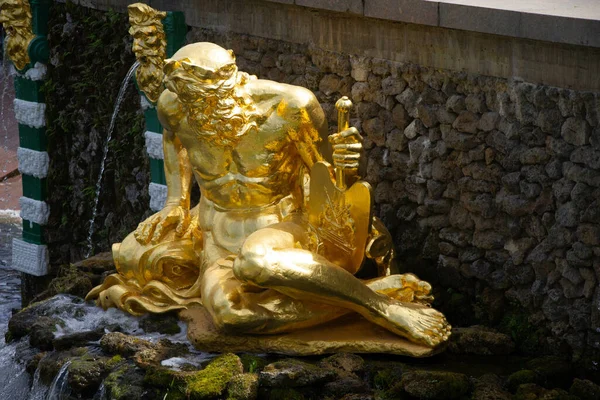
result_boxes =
[200,257,350,334]
[233,222,451,347]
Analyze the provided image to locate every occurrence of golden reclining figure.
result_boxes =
[87,42,450,348]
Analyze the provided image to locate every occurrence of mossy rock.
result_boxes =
[186,353,244,399]
[471,374,511,400]
[514,383,578,400]
[30,271,92,303]
[227,373,259,400]
[364,361,404,391]
[29,316,59,350]
[507,370,539,392]
[398,370,471,399]
[37,347,87,384]
[68,354,124,396]
[104,364,150,400]
[570,378,600,400]
[100,332,155,357]
[264,388,306,400]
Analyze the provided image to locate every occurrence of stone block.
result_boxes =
[364,0,439,26]
[11,238,48,276]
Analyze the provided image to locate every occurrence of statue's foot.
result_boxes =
[367,274,434,304]
[375,301,451,347]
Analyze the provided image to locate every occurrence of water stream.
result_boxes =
[85,61,140,258]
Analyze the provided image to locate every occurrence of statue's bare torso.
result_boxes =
[158,79,328,210]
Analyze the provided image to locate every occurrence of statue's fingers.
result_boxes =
[333,143,362,151]
[151,214,178,244]
[175,212,190,236]
[335,160,360,168]
[328,133,341,144]
[333,153,361,161]
[340,127,363,141]
[135,217,157,244]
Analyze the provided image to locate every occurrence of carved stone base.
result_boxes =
[180,307,444,358]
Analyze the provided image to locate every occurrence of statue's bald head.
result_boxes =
[165,42,237,82]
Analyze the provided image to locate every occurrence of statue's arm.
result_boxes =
[133,90,192,244]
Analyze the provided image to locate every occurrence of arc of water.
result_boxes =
[85,61,140,258]
[46,360,72,400]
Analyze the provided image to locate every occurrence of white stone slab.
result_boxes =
[12,238,49,276]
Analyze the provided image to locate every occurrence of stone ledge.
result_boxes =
[264,0,600,48]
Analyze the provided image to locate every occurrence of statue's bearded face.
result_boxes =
[130,26,166,103]
[4,26,29,68]
[164,59,257,143]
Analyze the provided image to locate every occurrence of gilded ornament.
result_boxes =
[87,41,451,353]
[0,0,35,71]
[127,3,167,104]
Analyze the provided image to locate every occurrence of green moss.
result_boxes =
[44,1,148,260]
[499,310,544,354]
[226,373,258,400]
[239,354,268,373]
[186,353,243,400]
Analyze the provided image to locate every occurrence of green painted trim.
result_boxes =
[28,36,49,65]
[22,175,47,200]
[22,219,44,244]
[163,11,187,58]
[150,158,166,185]
[29,0,51,36]
[144,107,163,133]
[18,125,47,151]
[14,76,44,102]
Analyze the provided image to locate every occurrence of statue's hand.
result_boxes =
[329,127,363,178]
[134,203,190,245]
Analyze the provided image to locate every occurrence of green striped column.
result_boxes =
[143,10,186,212]
[11,0,51,276]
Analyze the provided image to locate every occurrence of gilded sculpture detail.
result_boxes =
[0,0,35,71]
[127,2,167,103]
[87,13,451,351]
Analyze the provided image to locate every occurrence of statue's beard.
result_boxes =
[5,34,29,70]
[136,61,163,103]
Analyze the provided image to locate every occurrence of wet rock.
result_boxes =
[100,332,155,357]
[38,347,87,384]
[29,316,59,351]
[227,373,259,400]
[53,328,104,350]
[569,378,600,400]
[260,359,336,387]
[318,353,365,375]
[139,312,181,335]
[399,370,471,399]
[514,384,577,400]
[448,325,515,355]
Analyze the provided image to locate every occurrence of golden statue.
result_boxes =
[0,0,35,71]
[87,40,451,351]
[127,2,167,103]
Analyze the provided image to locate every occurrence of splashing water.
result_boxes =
[47,360,72,400]
[27,364,49,400]
[85,61,140,258]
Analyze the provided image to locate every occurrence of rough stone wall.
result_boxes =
[188,28,600,359]
[44,3,150,265]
